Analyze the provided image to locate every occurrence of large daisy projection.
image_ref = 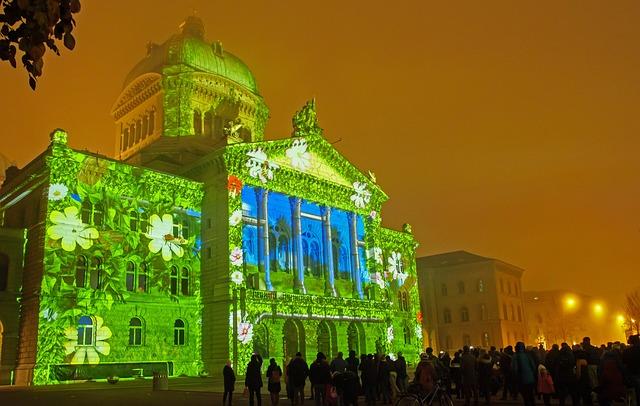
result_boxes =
[47,206,99,251]
[64,316,112,365]
[145,214,185,261]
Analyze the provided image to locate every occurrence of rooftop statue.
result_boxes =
[292,99,323,137]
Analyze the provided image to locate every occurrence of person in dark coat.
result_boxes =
[597,346,626,406]
[309,352,332,406]
[555,343,577,406]
[223,360,236,406]
[362,354,378,405]
[377,355,391,404]
[511,342,536,406]
[461,346,479,406]
[396,352,408,393]
[334,370,359,406]
[450,351,463,399]
[623,335,640,406]
[500,346,516,400]
[346,350,360,374]
[287,352,309,405]
[477,350,494,404]
[246,354,264,406]
[267,358,283,406]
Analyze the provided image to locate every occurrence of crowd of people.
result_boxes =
[220,334,640,406]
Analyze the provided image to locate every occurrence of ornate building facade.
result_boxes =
[0,17,421,385]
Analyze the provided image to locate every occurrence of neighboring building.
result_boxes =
[417,251,527,352]
[524,290,616,346]
[0,16,421,385]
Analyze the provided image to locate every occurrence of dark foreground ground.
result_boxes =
[0,377,531,406]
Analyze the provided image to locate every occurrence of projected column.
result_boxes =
[348,212,364,299]
[290,196,306,294]
[256,188,273,291]
[322,206,336,296]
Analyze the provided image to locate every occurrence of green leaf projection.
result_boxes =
[34,140,204,384]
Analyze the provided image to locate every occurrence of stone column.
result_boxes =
[348,212,364,299]
[256,188,273,290]
[322,206,336,296]
[289,197,306,293]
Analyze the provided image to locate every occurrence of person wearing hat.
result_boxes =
[537,364,555,406]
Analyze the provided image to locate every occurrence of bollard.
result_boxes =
[152,371,168,391]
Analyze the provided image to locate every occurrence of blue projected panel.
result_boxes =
[240,185,367,297]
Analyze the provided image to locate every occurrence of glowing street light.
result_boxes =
[564,295,578,311]
[617,314,626,324]
[592,303,604,317]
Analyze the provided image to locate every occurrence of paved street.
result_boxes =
[0,377,532,406]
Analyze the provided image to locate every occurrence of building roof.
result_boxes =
[123,16,259,94]
[417,250,524,274]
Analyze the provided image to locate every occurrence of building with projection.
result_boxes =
[417,251,527,352]
[0,16,422,385]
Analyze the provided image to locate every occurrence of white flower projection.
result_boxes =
[350,181,371,209]
[285,138,311,171]
[64,316,112,365]
[145,214,185,261]
[246,148,279,184]
[48,183,68,201]
[47,206,99,251]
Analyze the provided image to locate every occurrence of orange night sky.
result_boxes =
[1,1,639,310]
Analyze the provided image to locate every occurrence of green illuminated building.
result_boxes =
[0,16,422,385]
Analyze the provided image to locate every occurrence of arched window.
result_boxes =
[148,110,155,135]
[510,304,515,320]
[462,334,471,347]
[170,266,178,295]
[443,308,452,324]
[441,283,448,296]
[478,279,484,293]
[78,316,94,346]
[517,305,522,322]
[126,261,136,291]
[92,202,104,226]
[138,263,149,293]
[403,325,412,345]
[75,255,88,288]
[129,209,138,231]
[503,304,509,320]
[480,304,487,321]
[174,319,186,345]
[129,317,143,346]
[181,267,190,296]
[90,257,103,289]
[0,252,8,291]
[81,200,92,224]
[461,307,470,322]
[458,281,465,294]
[193,110,202,135]
[204,111,213,137]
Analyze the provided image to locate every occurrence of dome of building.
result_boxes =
[123,16,259,94]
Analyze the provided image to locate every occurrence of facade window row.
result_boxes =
[502,302,523,322]
[75,256,191,296]
[120,109,156,152]
[499,278,520,297]
[444,332,491,349]
[440,278,485,296]
[78,316,188,348]
[79,202,191,240]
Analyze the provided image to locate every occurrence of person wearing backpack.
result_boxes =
[267,358,283,406]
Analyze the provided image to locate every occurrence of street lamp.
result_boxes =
[592,303,604,317]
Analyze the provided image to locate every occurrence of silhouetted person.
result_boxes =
[223,360,236,406]
[267,358,283,406]
[512,342,536,406]
[246,354,264,406]
[461,346,479,406]
[288,352,309,405]
[309,352,331,406]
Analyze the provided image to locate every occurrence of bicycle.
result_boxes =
[394,381,455,406]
